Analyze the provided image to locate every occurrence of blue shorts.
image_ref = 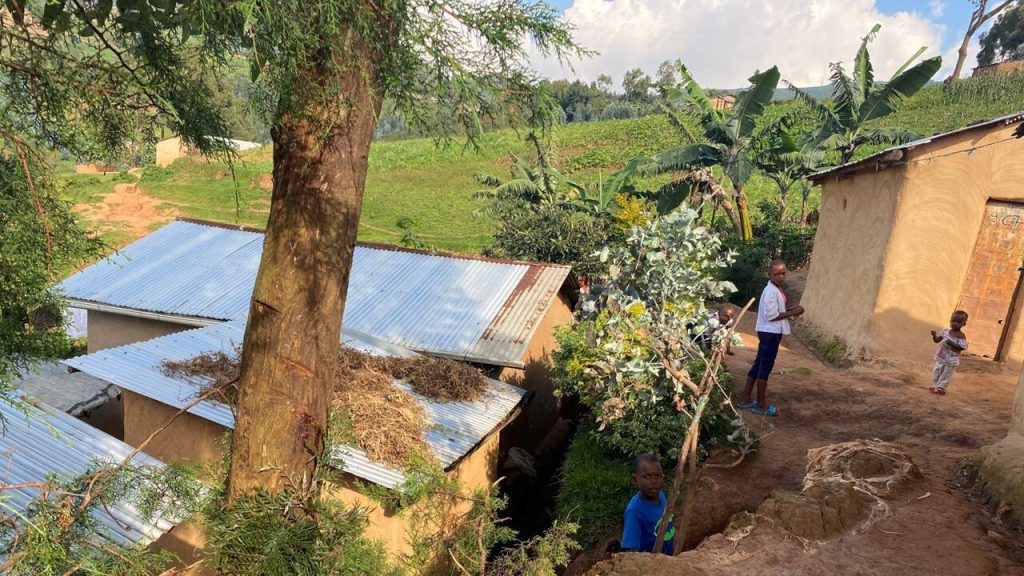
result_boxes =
[748,331,783,381]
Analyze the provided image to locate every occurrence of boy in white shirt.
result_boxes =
[737,260,804,416]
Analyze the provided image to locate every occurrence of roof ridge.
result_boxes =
[172,217,573,270]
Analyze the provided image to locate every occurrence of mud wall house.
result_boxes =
[800,112,1024,365]
[972,59,1024,77]
[0,392,197,569]
[155,136,264,167]
[63,320,528,563]
[57,218,574,445]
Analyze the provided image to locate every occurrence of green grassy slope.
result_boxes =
[61,71,1024,254]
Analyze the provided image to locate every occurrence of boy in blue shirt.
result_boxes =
[621,454,675,555]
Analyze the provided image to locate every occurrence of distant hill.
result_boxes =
[61,72,1024,255]
[772,85,833,101]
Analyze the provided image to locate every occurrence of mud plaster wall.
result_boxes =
[873,123,1024,364]
[87,310,191,353]
[800,169,903,357]
[323,429,502,562]
[155,137,186,167]
[126,393,503,564]
[122,391,228,466]
[497,292,573,449]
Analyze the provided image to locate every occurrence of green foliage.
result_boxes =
[723,203,815,304]
[0,462,204,575]
[791,24,941,164]
[553,208,750,461]
[204,490,395,576]
[555,431,635,545]
[978,3,1024,66]
[642,63,784,239]
[0,158,103,394]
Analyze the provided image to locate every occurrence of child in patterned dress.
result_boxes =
[929,311,968,395]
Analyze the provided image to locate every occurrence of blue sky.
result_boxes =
[529,0,992,87]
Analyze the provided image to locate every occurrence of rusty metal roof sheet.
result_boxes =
[0,393,180,548]
[58,220,571,367]
[62,321,526,490]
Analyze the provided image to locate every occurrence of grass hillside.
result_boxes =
[61,71,1024,254]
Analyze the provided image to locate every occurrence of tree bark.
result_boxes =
[734,184,753,241]
[226,54,382,502]
[799,189,809,228]
[949,24,978,85]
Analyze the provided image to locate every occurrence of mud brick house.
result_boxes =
[801,112,1024,364]
[64,320,526,561]
[57,219,574,443]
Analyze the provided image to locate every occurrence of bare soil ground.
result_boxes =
[576,314,1024,576]
[74,182,177,239]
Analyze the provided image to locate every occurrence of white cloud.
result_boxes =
[929,0,945,18]
[531,0,945,88]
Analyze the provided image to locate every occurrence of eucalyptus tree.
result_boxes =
[789,24,941,164]
[644,64,781,241]
[3,0,582,570]
[949,0,1018,83]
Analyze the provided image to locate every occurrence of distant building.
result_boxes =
[154,136,264,167]
[800,112,1024,364]
[972,60,1024,78]
[710,93,736,110]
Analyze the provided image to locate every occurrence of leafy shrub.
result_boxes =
[553,208,750,462]
[485,200,616,279]
[555,431,635,545]
[723,202,815,304]
[599,102,639,121]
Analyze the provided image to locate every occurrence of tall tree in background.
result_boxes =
[622,67,653,103]
[3,0,582,564]
[948,0,1017,83]
[978,2,1024,65]
[789,25,941,164]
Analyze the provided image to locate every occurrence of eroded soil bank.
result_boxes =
[572,315,1024,575]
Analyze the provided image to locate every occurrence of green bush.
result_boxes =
[556,431,635,546]
[723,203,815,304]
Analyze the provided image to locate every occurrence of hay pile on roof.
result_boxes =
[160,346,489,468]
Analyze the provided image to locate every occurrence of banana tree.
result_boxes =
[643,64,782,241]
[789,24,942,165]
[754,120,823,224]
[473,131,584,208]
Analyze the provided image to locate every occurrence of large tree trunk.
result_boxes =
[227,58,382,502]
[948,27,976,85]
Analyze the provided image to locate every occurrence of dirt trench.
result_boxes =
[573,315,1024,576]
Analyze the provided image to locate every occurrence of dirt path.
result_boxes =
[75,182,177,240]
[579,315,1024,575]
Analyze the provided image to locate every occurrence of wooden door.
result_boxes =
[957,201,1024,359]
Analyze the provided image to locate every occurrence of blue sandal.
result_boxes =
[751,405,778,416]
[735,400,757,409]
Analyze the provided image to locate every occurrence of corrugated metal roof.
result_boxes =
[810,110,1024,182]
[62,321,526,490]
[58,220,571,367]
[0,393,178,547]
[15,362,118,416]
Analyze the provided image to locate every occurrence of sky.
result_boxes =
[530,0,995,88]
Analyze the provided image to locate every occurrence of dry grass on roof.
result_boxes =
[159,346,489,468]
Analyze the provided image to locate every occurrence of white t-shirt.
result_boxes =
[755,282,790,335]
